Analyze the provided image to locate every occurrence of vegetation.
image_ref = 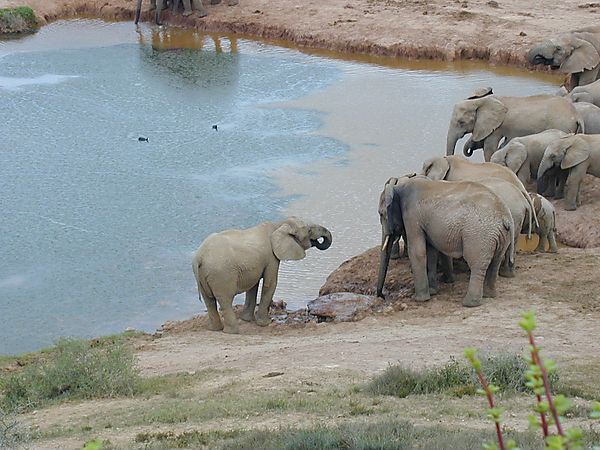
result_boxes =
[0,7,38,34]
[0,406,29,450]
[366,352,538,398]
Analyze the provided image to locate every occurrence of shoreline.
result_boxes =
[0,0,596,77]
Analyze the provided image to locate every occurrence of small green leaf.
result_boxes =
[483,442,499,450]
[527,414,540,429]
[519,310,536,332]
[545,434,565,450]
[553,395,571,415]
[506,439,520,450]
[82,440,103,450]
[590,402,600,419]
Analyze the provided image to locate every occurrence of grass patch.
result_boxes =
[0,338,139,411]
[0,7,38,34]
[366,353,547,398]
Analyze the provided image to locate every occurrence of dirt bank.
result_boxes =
[1,0,599,71]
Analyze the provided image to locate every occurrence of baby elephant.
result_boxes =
[528,193,558,253]
[377,175,514,307]
[192,217,332,333]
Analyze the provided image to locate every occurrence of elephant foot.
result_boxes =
[149,5,157,10]
[548,246,558,254]
[228,0,238,5]
[255,315,271,327]
[211,0,221,3]
[413,293,431,302]
[564,204,577,211]
[498,267,515,278]
[197,9,208,17]
[222,324,239,334]
[207,321,224,331]
[240,310,255,322]
[462,295,482,307]
[182,9,193,15]
[441,273,455,284]
[555,193,564,200]
[429,286,439,295]
[483,287,496,298]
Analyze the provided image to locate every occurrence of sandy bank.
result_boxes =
[1,0,598,72]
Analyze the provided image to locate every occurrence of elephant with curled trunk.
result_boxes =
[527,26,600,91]
[377,175,513,307]
[490,129,569,192]
[192,217,332,333]
[446,94,583,161]
[537,135,600,210]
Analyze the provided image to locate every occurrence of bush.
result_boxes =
[0,406,29,449]
[0,7,38,34]
[366,353,540,398]
[0,338,139,411]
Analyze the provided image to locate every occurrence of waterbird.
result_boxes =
[212,125,218,131]
[138,136,149,142]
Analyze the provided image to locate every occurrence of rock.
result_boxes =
[307,292,382,322]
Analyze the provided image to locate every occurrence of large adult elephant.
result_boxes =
[527,26,600,91]
[446,94,583,161]
[192,217,332,333]
[489,129,569,187]
[377,176,513,307]
[537,134,600,210]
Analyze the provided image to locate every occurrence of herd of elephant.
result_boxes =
[190,25,600,333]
[134,0,238,26]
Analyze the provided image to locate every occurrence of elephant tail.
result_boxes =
[503,217,515,266]
[576,114,585,134]
[192,255,214,300]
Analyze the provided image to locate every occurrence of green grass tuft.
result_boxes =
[0,6,38,34]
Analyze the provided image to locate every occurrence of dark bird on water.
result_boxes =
[212,125,218,131]
[138,136,149,142]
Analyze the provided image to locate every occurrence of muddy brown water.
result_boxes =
[0,19,559,353]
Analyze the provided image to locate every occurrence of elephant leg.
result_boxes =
[255,262,279,326]
[227,0,238,5]
[240,283,259,322]
[200,291,223,331]
[463,264,486,307]
[217,295,238,334]
[135,0,144,23]
[535,231,547,253]
[440,254,454,283]
[211,0,221,3]
[192,0,208,16]
[498,234,516,278]
[483,133,502,162]
[426,244,439,295]
[182,0,193,15]
[483,253,502,299]
[548,230,559,253]
[390,239,401,260]
[155,0,165,24]
[555,170,568,199]
[563,166,585,211]
[150,0,157,10]
[407,235,430,302]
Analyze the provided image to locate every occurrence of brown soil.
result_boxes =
[0,0,597,72]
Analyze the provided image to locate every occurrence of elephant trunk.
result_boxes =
[310,226,332,251]
[462,138,484,157]
[537,158,554,194]
[446,128,463,156]
[376,234,393,298]
[527,44,557,67]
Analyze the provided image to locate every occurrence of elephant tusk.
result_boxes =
[381,236,390,252]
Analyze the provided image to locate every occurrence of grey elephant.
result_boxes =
[377,176,513,307]
[489,129,569,189]
[527,26,600,91]
[537,134,600,210]
[528,193,558,253]
[569,78,600,107]
[446,94,583,161]
[192,217,332,333]
[574,102,600,133]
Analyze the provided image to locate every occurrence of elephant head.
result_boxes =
[271,217,332,261]
[527,33,600,75]
[490,142,527,174]
[421,156,450,180]
[377,183,405,298]
[446,96,508,156]
[537,136,589,193]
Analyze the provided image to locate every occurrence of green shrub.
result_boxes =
[366,353,540,398]
[0,7,38,34]
[0,338,139,411]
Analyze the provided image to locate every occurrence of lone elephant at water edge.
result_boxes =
[192,217,332,333]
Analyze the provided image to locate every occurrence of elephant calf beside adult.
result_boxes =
[377,175,514,307]
[192,217,332,333]
[538,134,600,210]
[446,94,583,161]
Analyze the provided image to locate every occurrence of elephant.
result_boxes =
[489,129,569,188]
[573,102,600,134]
[446,94,583,162]
[527,193,558,253]
[377,175,514,307]
[192,217,332,333]
[537,134,600,210]
[135,0,237,24]
[527,26,600,91]
[568,78,600,107]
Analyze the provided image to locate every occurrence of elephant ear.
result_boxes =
[505,143,527,173]
[422,157,449,180]
[384,185,403,236]
[472,97,508,142]
[560,37,600,73]
[561,138,590,169]
[271,222,306,261]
